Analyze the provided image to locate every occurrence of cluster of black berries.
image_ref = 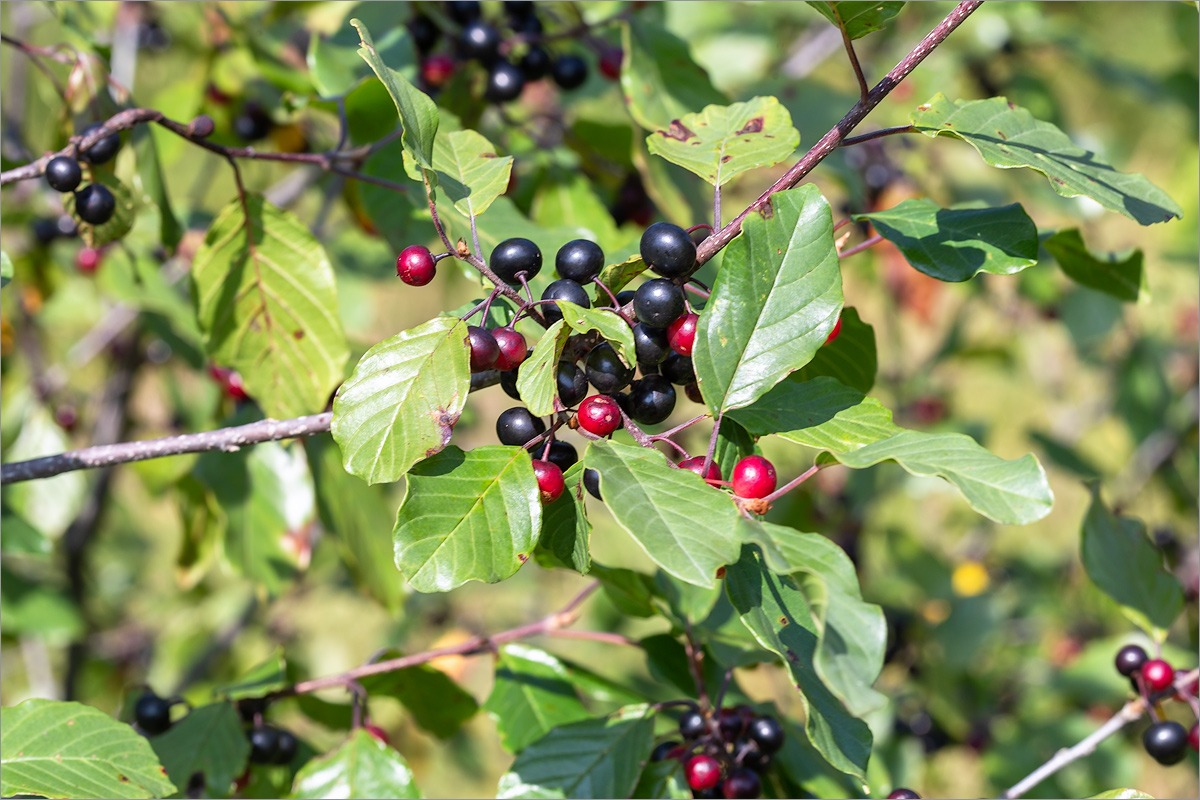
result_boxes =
[410,1,616,103]
[653,706,784,799]
[1113,645,1198,765]
[133,689,299,766]
[42,123,121,226]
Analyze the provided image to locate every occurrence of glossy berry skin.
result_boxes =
[500,368,522,401]
[614,289,636,308]
[273,729,298,765]
[719,708,747,740]
[80,122,121,164]
[45,156,82,192]
[1114,644,1149,677]
[545,440,579,473]
[685,755,722,792]
[519,45,552,81]
[661,352,695,385]
[467,326,500,372]
[679,709,707,740]
[76,247,102,274]
[490,238,542,285]
[633,323,671,366]
[492,327,528,371]
[651,740,681,762]
[748,716,784,754]
[75,183,116,225]
[586,343,634,394]
[555,239,605,284]
[134,692,172,735]
[721,769,761,800]
[824,315,843,345]
[733,456,777,499]
[364,723,389,744]
[247,725,280,764]
[446,0,481,24]
[629,375,676,425]
[678,456,721,482]
[1142,720,1189,765]
[599,47,623,80]
[640,222,697,278]
[741,746,771,774]
[397,245,437,285]
[1141,659,1175,693]
[578,395,621,437]
[496,407,546,446]
[887,790,921,800]
[583,468,602,500]
[485,61,525,102]
[422,54,456,88]
[410,16,440,52]
[552,55,588,90]
[667,313,699,356]
[532,459,565,504]
[541,279,591,325]
[459,20,501,63]
[557,362,588,407]
[634,279,685,329]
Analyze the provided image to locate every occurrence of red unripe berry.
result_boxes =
[677,456,721,482]
[54,405,78,431]
[422,54,456,87]
[208,365,248,400]
[824,315,842,345]
[492,327,528,371]
[397,245,437,286]
[599,48,623,80]
[578,395,621,437]
[364,723,389,745]
[732,455,776,499]
[1141,659,1175,693]
[1190,723,1198,752]
[75,247,102,274]
[685,755,722,791]
[667,313,699,356]
[467,326,500,372]
[532,459,565,504]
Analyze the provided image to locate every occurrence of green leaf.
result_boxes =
[693,184,842,414]
[149,702,248,799]
[0,564,84,639]
[192,195,349,420]
[596,254,648,297]
[4,406,86,539]
[620,19,726,131]
[291,729,420,799]
[351,19,437,170]
[483,645,591,754]
[592,563,658,618]
[793,307,876,394]
[725,546,872,784]
[713,418,757,486]
[807,1,906,39]
[496,705,656,799]
[854,199,1039,282]
[132,125,182,251]
[1,699,176,799]
[1087,791,1154,799]
[393,446,541,592]
[217,650,288,700]
[1,250,12,288]
[1044,228,1145,302]
[0,509,50,557]
[358,661,478,739]
[1080,487,1183,642]
[632,759,691,799]
[729,376,1054,525]
[535,462,592,574]
[63,170,137,248]
[515,321,571,417]
[331,317,471,485]
[583,440,740,588]
[432,129,513,218]
[556,301,636,368]
[773,717,865,799]
[646,97,799,187]
[910,94,1183,226]
[532,174,622,251]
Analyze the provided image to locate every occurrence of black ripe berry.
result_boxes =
[515,14,542,36]
[519,46,552,82]
[496,407,546,447]
[460,21,502,64]
[661,352,695,385]
[634,279,685,329]
[79,123,121,164]
[545,440,579,472]
[233,106,272,142]
[446,0,481,24]
[748,715,784,754]
[490,238,542,285]
[467,326,500,372]
[556,361,588,407]
[721,769,761,800]
[640,222,697,278]
[633,323,671,366]
[614,289,636,308]
[629,375,676,425]
[887,790,921,800]
[134,692,172,735]
[504,0,535,17]
[410,15,440,52]
[741,746,771,774]
[586,343,634,394]
[486,61,525,103]
[679,709,707,740]
[556,239,605,284]
[45,156,82,193]
[1143,720,1189,765]
[583,467,602,500]
[552,55,588,90]
[719,707,747,740]
[1114,644,1148,677]
[273,729,298,765]
[651,740,681,762]
[247,725,280,764]
[75,184,117,226]
[541,279,591,325]
[500,367,523,401]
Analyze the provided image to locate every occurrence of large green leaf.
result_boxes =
[725,547,872,785]
[291,729,420,799]
[192,195,349,420]
[63,169,137,248]
[854,199,1039,282]
[793,307,876,394]
[910,94,1182,226]
[515,321,571,417]
[807,1,905,39]
[583,440,741,588]
[4,405,87,539]
[149,702,248,799]
[1,699,176,799]
[432,129,513,218]
[496,705,656,799]
[728,376,1054,525]
[532,174,623,252]
[393,446,541,592]
[1044,228,1145,302]
[359,661,478,739]
[693,184,843,414]
[352,19,437,170]
[556,301,636,368]
[535,462,592,574]
[1080,487,1183,642]
[331,317,471,485]
[646,97,799,187]
[483,645,591,754]
[132,125,182,251]
[217,650,288,700]
[619,19,726,131]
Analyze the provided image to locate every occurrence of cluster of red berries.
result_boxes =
[42,123,122,227]
[1113,645,1198,765]
[654,706,783,799]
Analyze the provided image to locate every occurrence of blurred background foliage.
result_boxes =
[0,1,1196,798]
